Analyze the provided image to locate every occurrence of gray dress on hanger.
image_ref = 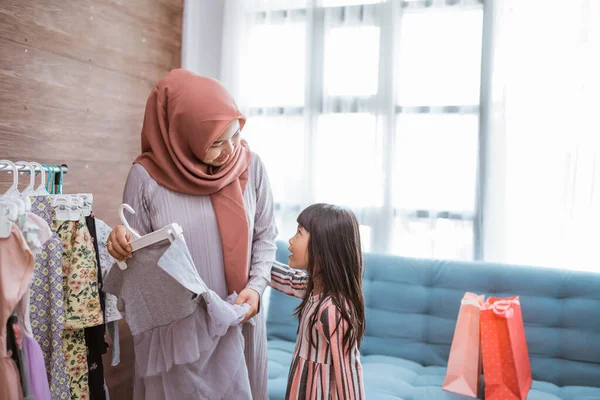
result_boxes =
[121,152,277,400]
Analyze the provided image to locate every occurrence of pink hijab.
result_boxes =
[135,69,251,295]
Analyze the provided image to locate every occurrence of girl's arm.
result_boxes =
[318,303,365,399]
[270,261,308,299]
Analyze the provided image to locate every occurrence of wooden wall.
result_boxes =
[0,1,183,398]
[0,0,183,227]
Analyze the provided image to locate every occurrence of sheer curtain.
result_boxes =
[485,0,600,271]
[222,0,484,258]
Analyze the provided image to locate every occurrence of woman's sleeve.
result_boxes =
[246,155,279,296]
[122,164,154,236]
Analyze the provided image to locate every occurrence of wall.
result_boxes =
[0,0,183,228]
[0,1,183,398]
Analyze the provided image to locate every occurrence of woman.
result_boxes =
[107,69,277,399]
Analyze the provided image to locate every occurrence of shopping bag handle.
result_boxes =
[461,292,484,307]
[491,299,520,318]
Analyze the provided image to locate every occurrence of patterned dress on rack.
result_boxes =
[29,195,70,400]
[94,219,121,324]
[95,218,122,367]
[53,215,104,400]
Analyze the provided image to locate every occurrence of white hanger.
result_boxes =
[16,161,36,196]
[15,162,34,212]
[0,160,27,217]
[0,160,20,198]
[53,195,81,221]
[77,193,93,217]
[30,162,50,195]
[116,203,184,270]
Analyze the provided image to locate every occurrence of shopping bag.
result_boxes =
[442,292,485,398]
[480,296,532,400]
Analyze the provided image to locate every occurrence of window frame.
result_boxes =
[243,0,490,259]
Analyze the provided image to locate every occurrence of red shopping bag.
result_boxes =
[480,296,532,400]
[442,292,485,398]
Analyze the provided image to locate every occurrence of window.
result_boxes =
[232,0,485,259]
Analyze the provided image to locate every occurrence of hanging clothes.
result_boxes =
[14,293,51,400]
[29,195,71,400]
[53,214,104,400]
[94,219,121,324]
[53,216,103,329]
[22,334,51,400]
[104,237,253,400]
[13,210,53,400]
[2,199,40,400]
[6,314,34,400]
[94,218,122,368]
[0,224,34,400]
[85,215,107,400]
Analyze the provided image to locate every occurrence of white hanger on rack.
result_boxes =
[53,195,81,221]
[0,160,20,198]
[29,162,49,195]
[74,193,93,217]
[0,162,19,238]
[0,160,27,217]
[116,203,184,270]
[45,164,88,220]
[15,162,34,212]
[16,161,36,196]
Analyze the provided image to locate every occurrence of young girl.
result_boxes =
[271,203,366,400]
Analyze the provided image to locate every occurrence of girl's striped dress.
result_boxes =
[271,261,365,400]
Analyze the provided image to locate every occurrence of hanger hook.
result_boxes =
[46,165,58,194]
[29,162,49,195]
[43,165,53,194]
[55,165,64,194]
[119,204,141,239]
[0,160,19,197]
[15,161,35,194]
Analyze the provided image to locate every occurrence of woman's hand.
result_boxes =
[235,288,260,324]
[107,225,133,261]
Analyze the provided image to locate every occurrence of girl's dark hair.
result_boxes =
[294,203,365,352]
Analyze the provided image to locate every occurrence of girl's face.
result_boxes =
[288,224,310,270]
[202,119,241,166]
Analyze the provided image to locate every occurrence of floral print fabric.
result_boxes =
[52,218,103,330]
[53,216,104,400]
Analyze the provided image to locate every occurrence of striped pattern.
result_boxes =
[271,263,365,400]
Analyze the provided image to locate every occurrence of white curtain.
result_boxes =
[485,0,600,271]
[222,0,484,259]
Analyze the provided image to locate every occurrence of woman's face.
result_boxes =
[202,119,241,166]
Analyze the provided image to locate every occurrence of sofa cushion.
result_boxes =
[267,338,600,400]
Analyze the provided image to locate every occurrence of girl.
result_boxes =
[271,203,366,399]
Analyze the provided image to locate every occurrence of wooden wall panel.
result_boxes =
[0,1,183,398]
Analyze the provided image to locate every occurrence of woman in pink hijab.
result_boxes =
[107,69,277,399]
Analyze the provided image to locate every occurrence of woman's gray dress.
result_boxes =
[121,153,277,399]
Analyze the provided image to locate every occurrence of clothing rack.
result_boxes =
[0,163,69,193]
[0,163,69,174]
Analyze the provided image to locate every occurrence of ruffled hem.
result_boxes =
[132,292,250,378]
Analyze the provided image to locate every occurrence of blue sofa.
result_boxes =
[266,241,600,399]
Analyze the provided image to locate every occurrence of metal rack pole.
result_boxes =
[0,162,69,193]
[0,163,69,174]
